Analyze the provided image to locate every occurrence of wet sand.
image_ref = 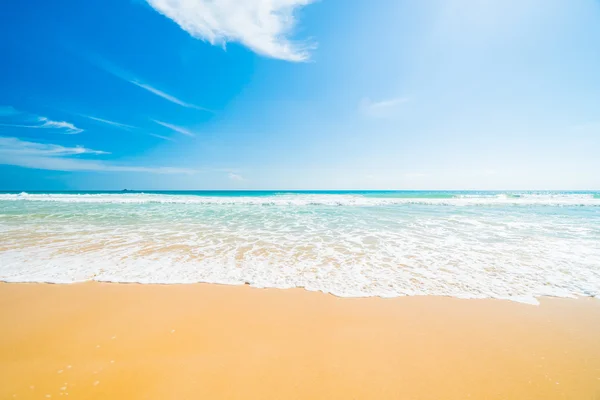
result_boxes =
[0,282,599,399]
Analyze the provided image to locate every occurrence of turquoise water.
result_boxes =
[0,191,599,304]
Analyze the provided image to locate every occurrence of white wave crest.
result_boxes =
[0,192,599,206]
[1,193,599,304]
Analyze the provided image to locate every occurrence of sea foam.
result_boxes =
[1,192,599,304]
[0,192,599,206]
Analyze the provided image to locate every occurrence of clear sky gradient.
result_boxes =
[1,0,599,190]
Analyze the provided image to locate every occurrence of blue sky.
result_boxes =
[1,0,599,190]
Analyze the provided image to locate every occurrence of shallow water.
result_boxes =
[1,191,599,304]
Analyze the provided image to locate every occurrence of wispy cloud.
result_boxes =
[130,81,212,112]
[79,114,174,141]
[84,115,136,130]
[0,136,108,157]
[152,119,195,137]
[0,117,83,134]
[145,0,316,62]
[91,55,211,111]
[148,133,176,142]
[0,136,195,174]
[360,97,409,118]
[228,172,244,181]
[36,117,83,134]
[4,157,197,173]
[0,107,83,134]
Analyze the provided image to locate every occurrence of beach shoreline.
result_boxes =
[1,282,599,399]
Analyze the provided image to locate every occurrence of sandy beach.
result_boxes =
[0,283,599,399]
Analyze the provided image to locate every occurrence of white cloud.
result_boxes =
[0,136,195,174]
[82,114,174,141]
[91,55,211,111]
[145,0,316,62]
[36,117,83,134]
[0,108,83,134]
[131,81,212,112]
[360,97,409,118]
[85,115,136,130]
[0,136,108,157]
[148,133,176,142]
[228,172,244,181]
[3,156,197,174]
[152,120,195,137]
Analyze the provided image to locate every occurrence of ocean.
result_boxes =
[0,190,599,304]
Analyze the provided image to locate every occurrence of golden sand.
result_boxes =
[0,282,599,399]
